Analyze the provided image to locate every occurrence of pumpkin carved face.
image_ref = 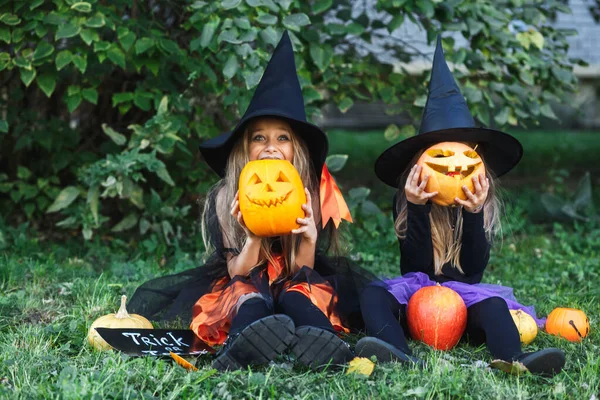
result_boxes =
[407,285,467,350]
[239,159,306,237]
[417,142,486,207]
[545,307,590,342]
[510,309,538,345]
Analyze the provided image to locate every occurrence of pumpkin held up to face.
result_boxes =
[239,159,306,237]
[545,307,590,342]
[417,142,486,207]
[407,285,467,350]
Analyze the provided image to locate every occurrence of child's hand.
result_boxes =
[231,191,258,239]
[292,188,318,243]
[455,173,489,213]
[405,164,438,205]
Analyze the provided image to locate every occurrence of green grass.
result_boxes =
[1,130,600,398]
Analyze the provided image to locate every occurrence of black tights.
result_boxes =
[229,292,335,337]
[360,285,522,360]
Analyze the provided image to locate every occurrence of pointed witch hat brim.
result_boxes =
[199,31,328,178]
[375,36,523,188]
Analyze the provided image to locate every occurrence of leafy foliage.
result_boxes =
[0,0,585,240]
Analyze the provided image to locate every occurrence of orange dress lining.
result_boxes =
[190,255,348,346]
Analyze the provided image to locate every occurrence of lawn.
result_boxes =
[1,130,599,399]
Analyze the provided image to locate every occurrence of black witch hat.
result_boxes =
[199,31,328,178]
[375,36,523,188]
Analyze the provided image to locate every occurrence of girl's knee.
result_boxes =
[359,285,392,307]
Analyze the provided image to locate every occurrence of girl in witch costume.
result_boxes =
[128,31,375,371]
[355,36,566,376]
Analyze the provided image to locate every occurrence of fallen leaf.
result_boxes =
[489,359,529,375]
[346,357,375,377]
[170,352,198,371]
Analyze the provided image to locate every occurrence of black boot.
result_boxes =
[291,326,354,370]
[355,336,424,366]
[516,348,566,376]
[212,314,296,371]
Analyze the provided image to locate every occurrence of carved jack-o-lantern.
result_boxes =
[417,142,486,207]
[238,160,306,237]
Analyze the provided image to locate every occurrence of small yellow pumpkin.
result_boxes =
[509,309,538,345]
[87,295,153,350]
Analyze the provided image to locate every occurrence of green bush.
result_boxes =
[0,0,583,241]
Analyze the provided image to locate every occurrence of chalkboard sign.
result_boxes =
[95,328,216,356]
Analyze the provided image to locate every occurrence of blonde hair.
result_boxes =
[201,118,319,280]
[394,144,502,275]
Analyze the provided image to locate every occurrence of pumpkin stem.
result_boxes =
[568,320,583,338]
[116,295,131,319]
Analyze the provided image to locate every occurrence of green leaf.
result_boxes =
[156,165,175,186]
[46,186,80,213]
[346,22,365,35]
[338,97,354,113]
[71,2,92,12]
[310,43,333,72]
[529,30,544,49]
[20,68,36,87]
[55,50,73,70]
[84,14,105,28]
[540,103,557,120]
[0,27,10,43]
[416,1,435,18]
[112,92,133,106]
[303,87,323,104]
[0,120,7,133]
[82,88,98,104]
[37,72,57,97]
[519,69,534,86]
[55,22,81,39]
[259,26,278,46]
[33,41,54,60]
[29,0,44,10]
[135,37,154,55]
[257,14,278,25]
[244,69,263,89]
[198,17,220,49]
[494,107,509,126]
[80,29,99,45]
[388,14,404,33]
[218,30,242,44]
[102,123,127,145]
[73,54,87,73]
[119,31,136,51]
[222,0,242,9]
[107,46,126,68]
[384,124,401,141]
[312,0,333,14]
[223,54,239,79]
[283,13,310,31]
[87,185,99,224]
[325,154,348,172]
[65,94,82,112]
[0,52,10,71]
[17,166,32,180]
[111,213,139,232]
[0,13,21,26]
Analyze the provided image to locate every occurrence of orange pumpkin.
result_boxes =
[407,285,467,350]
[545,307,590,342]
[417,142,486,207]
[239,159,306,237]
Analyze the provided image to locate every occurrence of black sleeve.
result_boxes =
[459,209,490,276]
[399,202,434,275]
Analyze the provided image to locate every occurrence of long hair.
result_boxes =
[201,120,338,279]
[394,145,502,275]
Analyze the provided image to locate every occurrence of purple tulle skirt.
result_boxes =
[380,272,546,327]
